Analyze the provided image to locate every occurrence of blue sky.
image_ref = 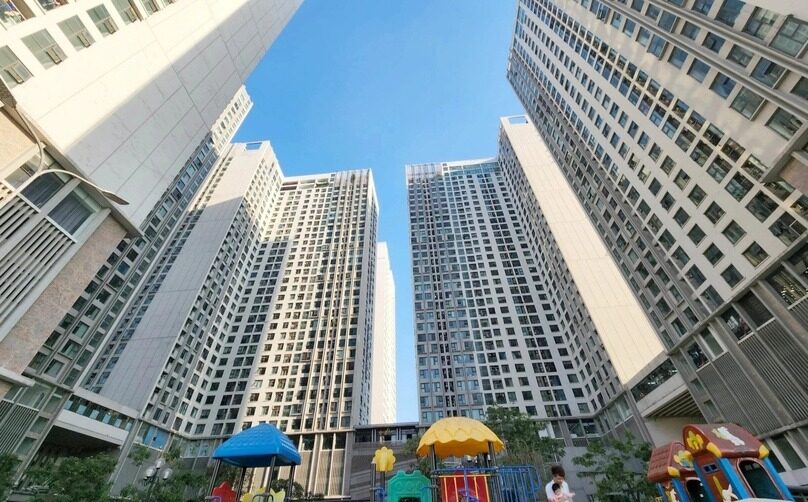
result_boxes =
[234,1,524,422]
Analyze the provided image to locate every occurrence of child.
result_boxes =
[549,482,575,502]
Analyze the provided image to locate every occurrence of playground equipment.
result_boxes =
[415,417,541,502]
[206,423,302,502]
[648,423,795,502]
[371,446,398,502]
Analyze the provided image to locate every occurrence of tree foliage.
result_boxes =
[0,453,18,501]
[402,434,438,476]
[270,478,324,500]
[484,406,565,480]
[572,433,656,502]
[26,454,116,502]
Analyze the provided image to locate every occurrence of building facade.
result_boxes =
[508,0,808,483]
[0,0,301,404]
[407,115,667,455]
[0,87,251,486]
[370,242,396,424]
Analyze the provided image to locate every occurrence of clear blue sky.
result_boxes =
[234,1,524,422]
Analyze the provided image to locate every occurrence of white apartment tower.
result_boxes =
[509,0,808,483]
[0,0,302,401]
[370,241,396,424]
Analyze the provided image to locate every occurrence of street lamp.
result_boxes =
[143,458,172,502]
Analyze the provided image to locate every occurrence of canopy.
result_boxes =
[647,441,695,483]
[212,423,301,467]
[417,417,504,458]
[683,423,767,459]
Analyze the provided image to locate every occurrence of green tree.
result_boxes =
[572,433,656,502]
[26,453,116,502]
[402,434,439,476]
[484,406,565,481]
[0,453,18,501]
[270,478,324,500]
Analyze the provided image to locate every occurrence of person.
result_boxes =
[545,466,573,501]
[548,483,575,502]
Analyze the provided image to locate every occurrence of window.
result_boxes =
[769,213,805,245]
[691,0,713,15]
[49,188,98,234]
[689,185,706,206]
[637,27,651,46]
[743,7,779,39]
[648,35,667,57]
[722,265,743,287]
[686,265,706,287]
[792,77,808,100]
[679,23,700,44]
[58,16,95,51]
[35,0,68,11]
[702,32,725,52]
[22,30,66,69]
[623,18,637,36]
[686,342,708,369]
[673,208,690,226]
[658,11,678,32]
[721,307,751,339]
[688,58,710,82]
[742,155,766,179]
[771,17,808,56]
[21,171,66,207]
[715,0,744,26]
[766,267,806,305]
[746,191,777,222]
[688,224,706,244]
[723,220,746,244]
[766,179,795,200]
[0,45,31,88]
[766,108,803,139]
[111,0,139,24]
[751,58,785,88]
[87,5,118,36]
[727,45,753,67]
[743,242,768,266]
[737,292,773,327]
[705,202,725,223]
[730,87,764,119]
[704,244,724,264]
[668,47,687,68]
[710,73,736,98]
[706,158,731,182]
[661,193,675,211]
[674,170,691,189]
[701,330,725,357]
[725,173,752,200]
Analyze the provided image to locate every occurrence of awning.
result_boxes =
[212,423,301,468]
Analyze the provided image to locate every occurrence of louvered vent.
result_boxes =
[0,402,37,453]
[0,218,73,325]
[712,355,782,433]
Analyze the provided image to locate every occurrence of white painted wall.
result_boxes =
[370,241,396,424]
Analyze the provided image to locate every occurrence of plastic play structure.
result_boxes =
[647,423,795,502]
[205,423,302,502]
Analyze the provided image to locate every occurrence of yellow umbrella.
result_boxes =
[416,417,505,459]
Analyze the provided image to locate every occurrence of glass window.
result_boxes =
[751,58,785,88]
[706,157,731,182]
[0,45,32,88]
[111,0,139,24]
[141,0,160,15]
[674,170,691,189]
[702,286,724,309]
[710,73,736,98]
[766,267,806,305]
[58,16,95,51]
[702,32,725,52]
[623,18,637,36]
[691,0,713,15]
[746,191,777,222]
[743,242,768,267]
[689,185,707,205]
[687,342,709,368]
[681,21,701,40]
[792,77,808,100]
[637,27,652,46]
[743,7,779,40]
[668,46,687,68]
[648,35,667,57]
[705,202,725,223]
[727,45,753,67]
[722,265,743,287]
[674,208,690,226]
[766,108,803,139]
[689,224,706,244]
[715,0,744,26]
[721,307,751,339]
[730,87,764,119]
[789,243,807,278]
[704,243,724,264]
[22,30,66,69]
[738,292,773,327]
[87,5,118,36]
[723,220,746,244]
[21,171,66,207]
[686,265,706,287]
[771,17,808,56]
[765,179,794,200]
[725,173,753,200]
[741,155,767,179]
[35,0,68,11]
[658,11,678,32]
[688,58,710,82]
[701,329,725,357]
[769,213,805,245]
[49,189,97,234]
[771,435,807,470]
[793,196,808,219]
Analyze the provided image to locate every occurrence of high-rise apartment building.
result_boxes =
[0,87,251,483]
[370,241,396,424]
[74,142,379,496]
[0,0,301,400]
[406,116,665,461]
[509,0,808,483]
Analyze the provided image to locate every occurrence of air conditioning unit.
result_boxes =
[77,31,92,47]
[103,18,117,33]
[44,46,63,64]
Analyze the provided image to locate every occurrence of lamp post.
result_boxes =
[143,458,172,502]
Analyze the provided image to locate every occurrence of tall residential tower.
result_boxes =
[509,0,808,483]
[370,242,397,424]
